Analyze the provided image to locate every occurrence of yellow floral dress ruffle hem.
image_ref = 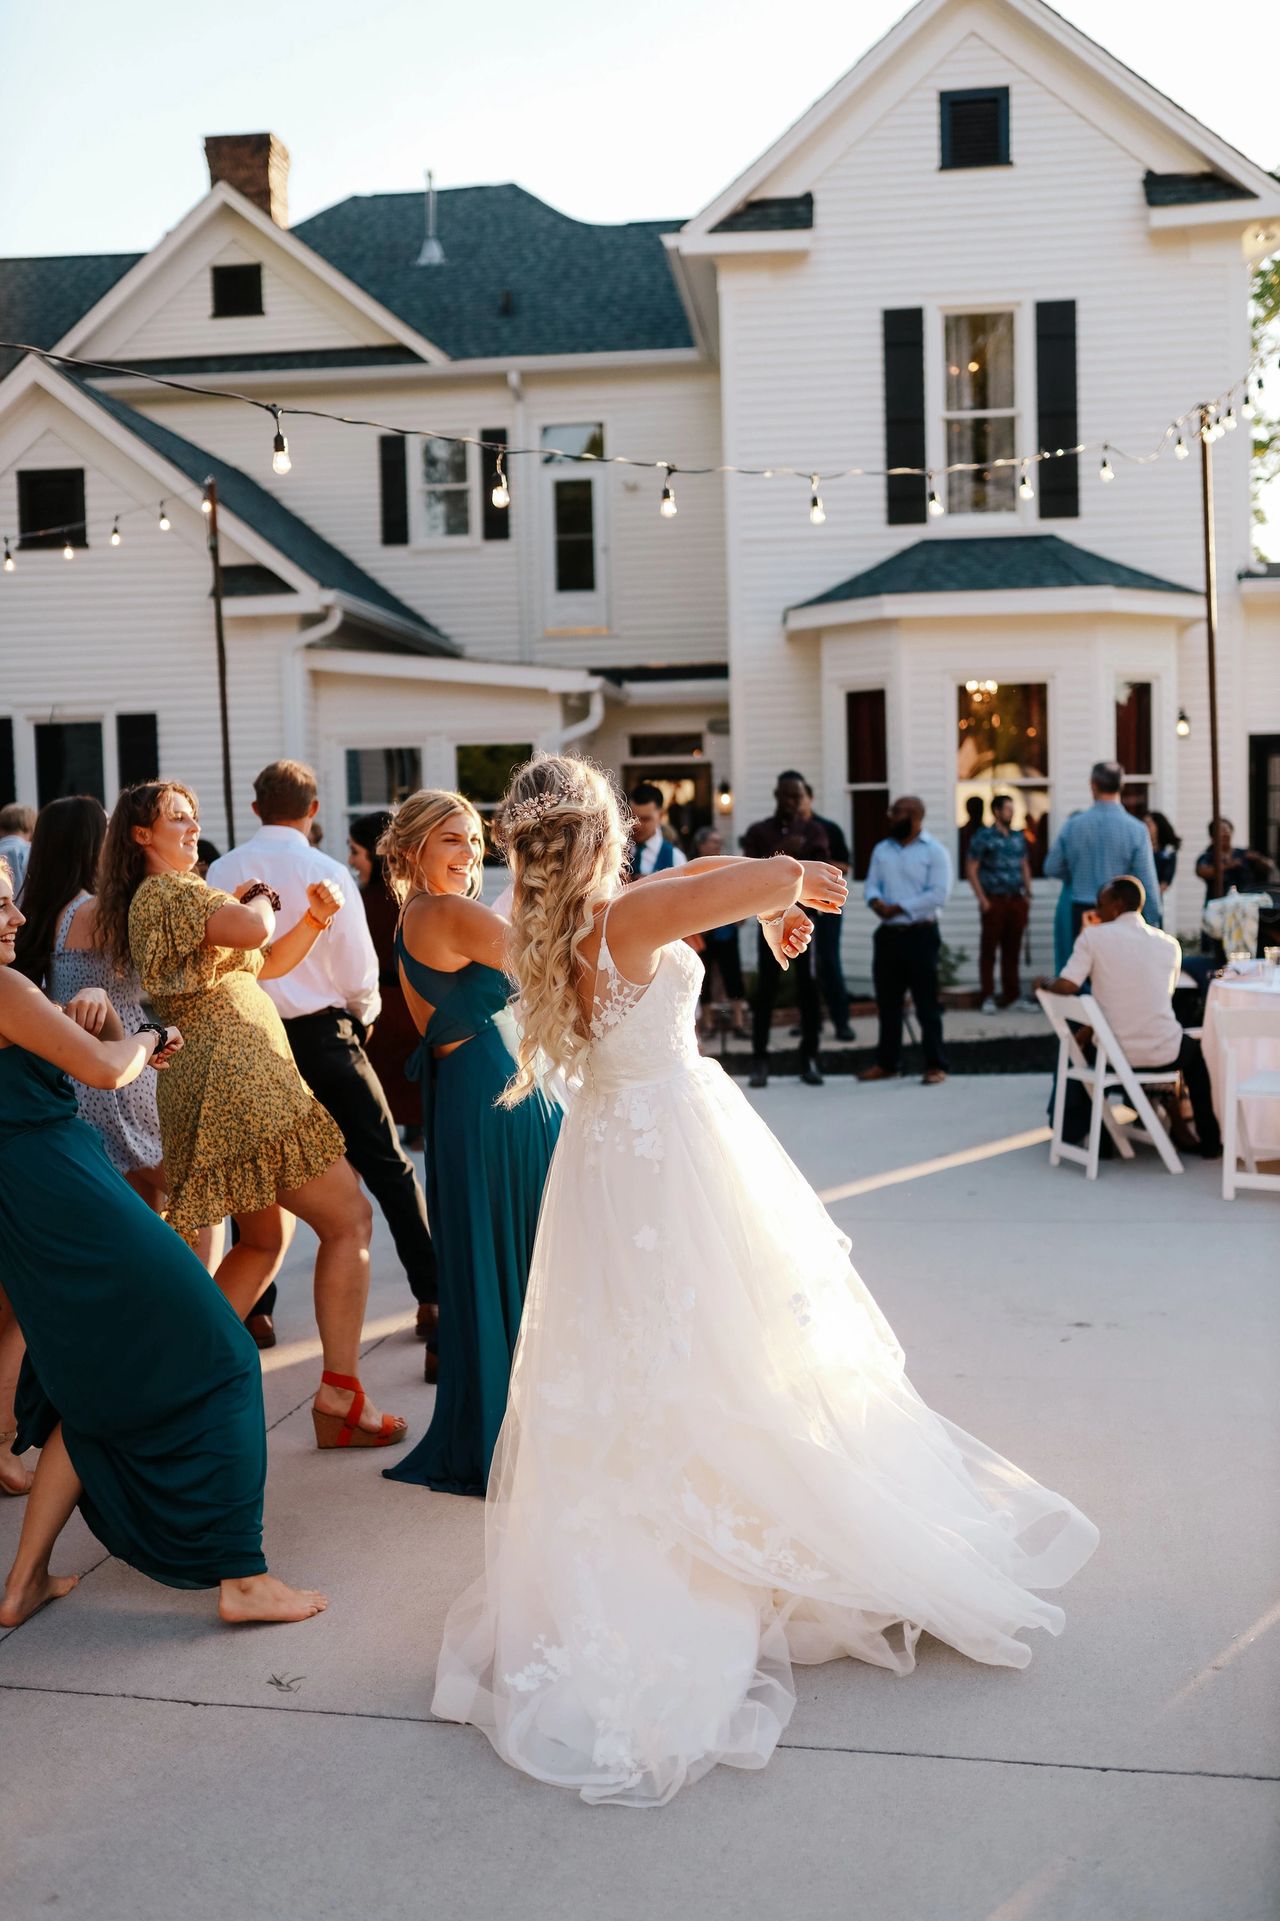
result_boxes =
[166,1102,345,1244]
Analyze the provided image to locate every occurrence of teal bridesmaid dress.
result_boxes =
[1,1043,268,1588]
[384,938,561,1497]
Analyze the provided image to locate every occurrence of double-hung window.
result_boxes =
[943,312,1017,515]
[420,438,471,539]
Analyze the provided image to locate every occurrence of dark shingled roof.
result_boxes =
[293,185,693,359]
[0,253,141,380]
[72,379,452,648]
[92,347,423,376]
[796,535,1198,607]
[712,194,814,234]
[1143,171,1256,205]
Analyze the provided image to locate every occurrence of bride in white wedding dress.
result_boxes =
[433,754,1099,1807]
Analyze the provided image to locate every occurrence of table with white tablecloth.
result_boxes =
[1201,974,1280,1154]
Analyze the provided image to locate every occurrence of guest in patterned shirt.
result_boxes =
[966,795,1034,1013]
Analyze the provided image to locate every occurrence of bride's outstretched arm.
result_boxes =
[607,856,842,980]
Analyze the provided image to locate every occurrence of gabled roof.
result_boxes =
[795,534,1198,606]
[293,186,693,359]
[75,381,453,649]
[711,195,814,235]
[677,0,1280,245]
[0,253,140,380]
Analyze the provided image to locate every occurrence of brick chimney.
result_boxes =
[204,133,290,225]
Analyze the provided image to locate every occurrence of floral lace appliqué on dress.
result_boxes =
[431,898,1099,1807]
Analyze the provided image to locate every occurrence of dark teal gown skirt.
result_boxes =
[384,991,561,1497]
[1,1044,267,1589]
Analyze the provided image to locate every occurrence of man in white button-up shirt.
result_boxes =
[208,762,437,1345]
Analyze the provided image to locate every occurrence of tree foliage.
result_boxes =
[1251,252,1280,547]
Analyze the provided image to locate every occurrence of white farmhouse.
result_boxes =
[2,0,1278,984]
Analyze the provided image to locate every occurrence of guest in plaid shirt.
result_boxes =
[966,796,1033,1012]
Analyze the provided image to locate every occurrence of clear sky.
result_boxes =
[1,0,1275,254]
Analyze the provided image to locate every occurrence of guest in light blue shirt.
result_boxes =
[860,796,953,1085]
[1043,761,1161,936]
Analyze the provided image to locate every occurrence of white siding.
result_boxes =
[81,209,396,360]
[127,361,727,675]
[715,5,1255,881]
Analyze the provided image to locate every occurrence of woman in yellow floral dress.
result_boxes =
[99,781,405,1449]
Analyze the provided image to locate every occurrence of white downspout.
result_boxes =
[555,685,605,753]
[281,596,343,758]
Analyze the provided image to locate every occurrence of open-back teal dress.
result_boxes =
[1,1042,268,1588]
[383,938,561,1497]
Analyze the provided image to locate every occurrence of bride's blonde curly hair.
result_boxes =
[376,790,485,905]
[495,753,628,1106]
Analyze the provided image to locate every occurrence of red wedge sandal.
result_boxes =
[311,1372,408,1450]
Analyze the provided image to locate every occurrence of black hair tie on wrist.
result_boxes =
[240,881,283,912]
[134,1020,168,1052]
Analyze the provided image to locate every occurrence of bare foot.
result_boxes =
[218,1574,329,1625]
[312,1382,406,1438]
[0,1569,78,1627]
[0,1452,34,1498]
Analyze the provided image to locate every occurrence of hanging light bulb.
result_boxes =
[808,475,825,526]
[62,540,75,560]
[270,407,292,476]
[201,493,213,516]
[110,516,122,546]
[1099,448,1115,483]
[1223,405,1238,432]
[490,450,510,511]
[1242,388,1255,421]
[158,502,171,532]
[927,475,944,517]
[659,465,677,519]
[1018,460,1034,501]
[2,538,13,573]
[1176,709,1191,739]
[1174,432,1189,460]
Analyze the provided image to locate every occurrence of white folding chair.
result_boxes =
[1037,990,1184,1179]
[1220,1006,1280,1200]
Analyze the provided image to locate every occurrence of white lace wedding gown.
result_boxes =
[432,919,1099,1806]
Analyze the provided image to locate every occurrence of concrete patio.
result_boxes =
[2,1075,1276,1921]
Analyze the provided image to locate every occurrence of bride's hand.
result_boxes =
[761,906,814,971]
[797,862,848,915]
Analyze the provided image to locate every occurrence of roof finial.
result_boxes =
[416,169,445,266]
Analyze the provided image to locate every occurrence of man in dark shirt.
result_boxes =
[803,782,855,1042]
[1195,818,1272,903]
[741,770,829,1089]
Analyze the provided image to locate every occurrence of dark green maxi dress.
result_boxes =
[383,940,561,1497]
[1,1043,267,1588]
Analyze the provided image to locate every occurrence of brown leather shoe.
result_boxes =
[423,1346,439,1385]
[246,1313,276,1351]
[857,1065,899,1082]
[922,1068,948,1085]
[414,1303,440,1342]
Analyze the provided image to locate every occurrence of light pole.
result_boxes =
[1197,408,1224,903]
[203,476,236,846]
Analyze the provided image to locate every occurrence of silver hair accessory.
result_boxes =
[504,791,561,828]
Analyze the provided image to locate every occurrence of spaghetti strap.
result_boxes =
[55,891,89,956]
[588,897,652,1041]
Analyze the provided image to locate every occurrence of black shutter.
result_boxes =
[883,309,927,524]
[378,435,409,545]
[0,717,14,808]
[1036,301,1078,520]
[116,713,159,790]
[480,427,510,541]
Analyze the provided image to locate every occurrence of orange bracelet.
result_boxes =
[304,909,333,932]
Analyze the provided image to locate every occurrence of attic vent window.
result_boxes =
[940,88,1010,170]
[211,262,264,317]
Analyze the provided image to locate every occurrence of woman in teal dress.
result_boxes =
[0,858,326,1628]
[378,792,561,1497]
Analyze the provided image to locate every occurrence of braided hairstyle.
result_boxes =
[495,754,628,1106]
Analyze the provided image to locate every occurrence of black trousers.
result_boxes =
[814,913,851,1033]
[283,1009,438,1306]
[753,929,820,1060]
[1062,1032,1221,1154]
[873,922,947,1072]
